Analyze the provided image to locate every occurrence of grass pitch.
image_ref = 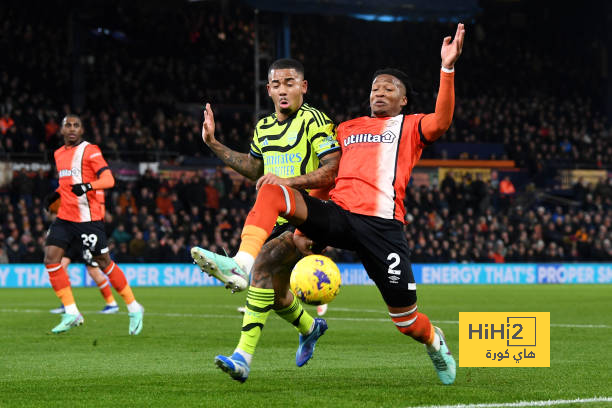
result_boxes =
[1,285,611,408]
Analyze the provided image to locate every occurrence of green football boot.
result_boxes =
[191,247,248,292]
[51,313,84,333]
[426,326,457,385]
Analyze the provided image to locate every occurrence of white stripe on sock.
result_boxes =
[394,315,418,327]
[389,305,418,318]
[279,185,291,216]
[104,262,115,276]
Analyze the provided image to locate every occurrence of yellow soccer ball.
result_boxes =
[290,254,341,305]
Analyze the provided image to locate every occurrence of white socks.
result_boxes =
[127,301,143,313]
[234,348,253,365]
[426,331,441,352]
[64,303,79,315]
[233,251,255,275]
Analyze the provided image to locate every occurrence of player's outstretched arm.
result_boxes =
[441,23,465,70]
[421,23,465,143]
[201,102,264,180]
[255,150,340,190]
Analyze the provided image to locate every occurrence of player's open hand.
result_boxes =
[441,23,465,70]
[255,173,287,190]
[202,103,216,145]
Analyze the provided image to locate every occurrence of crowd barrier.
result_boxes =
[1,263,611,288]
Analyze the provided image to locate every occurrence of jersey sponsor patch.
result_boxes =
[58,168,82,178]
[343,130,397,147]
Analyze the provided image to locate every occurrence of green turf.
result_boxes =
[1,285,611,408]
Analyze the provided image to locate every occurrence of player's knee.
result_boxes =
[389,305,419,336]
[257,184,295,215]
[258,233,299,267]
[94,254,111,271]
[250,267,275,289]
[44,249,62,265]
[257,183,282,202]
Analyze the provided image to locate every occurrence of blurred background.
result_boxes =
[1,0,611,265]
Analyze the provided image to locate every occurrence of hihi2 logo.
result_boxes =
[459,312,550,367]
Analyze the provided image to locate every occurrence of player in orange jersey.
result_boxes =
[43,114,144,334]
[198,24,465,384]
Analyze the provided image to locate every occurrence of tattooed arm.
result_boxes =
[202,103,264,180]
[207,140,264,180]
[255,150,340,190]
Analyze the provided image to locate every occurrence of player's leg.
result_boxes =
[191,184,309,292]
[262,234,327,367]
[214,237,287,382]
[44,220,84,333]
[88,221,144,335]
[49,256,71,314]
[215,197,343,381]
[234,233,303,359]
[85,264,119,313]
[355,217,456,385]
[316,304,328,316]
[95,252,144,334]
[216,231,322,381]
[387,302,455,385]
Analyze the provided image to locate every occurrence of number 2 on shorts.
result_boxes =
[387,253,400,275]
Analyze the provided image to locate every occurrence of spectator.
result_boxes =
[129,230,147,260]
[0,242,9,263]
[205,179,220,210]
[111,224,132,244]
[499,176,516,210]
[0,113,14,134]
[21,242,44,263]
[156,187,174,215]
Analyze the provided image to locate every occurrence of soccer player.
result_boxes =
[190,58,340,382]
[44,114,144,334]
[196,23,465,385]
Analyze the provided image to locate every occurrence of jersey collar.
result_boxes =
[274,103,304,125]
[63,139,86,150]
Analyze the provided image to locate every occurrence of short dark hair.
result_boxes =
[372,68,416,112]
[62,113,82,125]
[268,58,305,77]
[372,68,413,96]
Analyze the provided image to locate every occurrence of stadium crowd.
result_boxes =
[1,1,611,263]
[2,2,610,172]
[1,167,611,264]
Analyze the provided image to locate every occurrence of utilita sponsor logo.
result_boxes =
[58,168,81,178]
[343,130,396,146]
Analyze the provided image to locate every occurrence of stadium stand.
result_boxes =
[0,0,610,263]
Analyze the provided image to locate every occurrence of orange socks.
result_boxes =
[103,261,135,304]
[97,280,116,304]
[46,263,75,306]
[238,184,296,258]
[389,306,435,345]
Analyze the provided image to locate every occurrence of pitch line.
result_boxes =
[406,396,612,408]
[1,308,610,329]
